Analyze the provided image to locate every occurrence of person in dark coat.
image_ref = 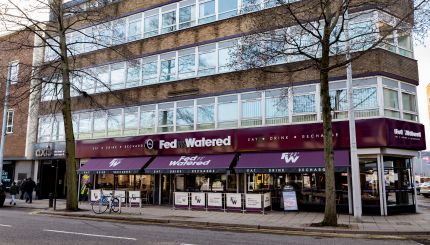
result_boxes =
[24,178,36,203]
[9,182,18,205]
[19,179,26,200]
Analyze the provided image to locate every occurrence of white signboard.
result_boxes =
[207,193,223,207]
[114,190,126,203]
[175,192,189,206]
[226,193,242,209]
[90,189,101,202]
[263,192,271,208]
[128,191,141,204]
[245,194,262,209]
[191,192,206,207]
[282,190,298,211]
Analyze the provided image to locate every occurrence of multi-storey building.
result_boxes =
[0,30,38,190]
[37,0,425,215]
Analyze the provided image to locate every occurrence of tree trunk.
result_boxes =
[56,0,78,211]
[320,28,337,226]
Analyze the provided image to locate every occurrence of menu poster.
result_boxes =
[245,194,262,209]
[207,193,223,207]
[175,192,189,206]
[282,190,298,211]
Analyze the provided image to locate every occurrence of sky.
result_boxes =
[415,37,430,150]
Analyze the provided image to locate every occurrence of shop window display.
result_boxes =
[360,158,380,212]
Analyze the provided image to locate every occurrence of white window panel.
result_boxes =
[7,61,19,84]
[127,13,142,41]
[6,110,14,134]
[198,0,216,24]
[179,0,196,29]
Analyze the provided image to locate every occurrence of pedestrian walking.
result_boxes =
[9,182,18,205]
[24,178,36,204]
[19,179,26,200]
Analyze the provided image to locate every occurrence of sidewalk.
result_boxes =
[4,198,430,236]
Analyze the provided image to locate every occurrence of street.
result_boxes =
[0,207,425,245]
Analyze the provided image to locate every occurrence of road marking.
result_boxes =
[43,229,137,241]
[0,224,12,227]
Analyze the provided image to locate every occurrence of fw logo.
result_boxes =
[194,196,202,204]
[281,152,300,164]
[109,158,122,168]
[230,197,238,205]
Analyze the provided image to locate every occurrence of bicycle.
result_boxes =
[91,190,121,214]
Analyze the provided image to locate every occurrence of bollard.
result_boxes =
[48,193,53,208]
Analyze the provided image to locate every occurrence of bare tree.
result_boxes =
[0,0,137,211]
[232,0,429,226]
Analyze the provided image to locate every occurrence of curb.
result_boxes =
[36,211,430,238]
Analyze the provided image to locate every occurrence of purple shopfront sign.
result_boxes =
[77,157,152,174]
[235,150,350,173]
[76,118,426,158]
[145,154,236,174]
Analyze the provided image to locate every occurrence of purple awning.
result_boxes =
[235,150,350,173]
[145,154,236,174]
[77,157,152,174]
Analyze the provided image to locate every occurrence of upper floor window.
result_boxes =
[8,61,19,84]
[6,110,14,134]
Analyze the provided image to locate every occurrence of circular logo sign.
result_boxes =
[144,139,154,150]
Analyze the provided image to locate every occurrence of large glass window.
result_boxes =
[329,89,348,119]
[360,158,380,212]
[241,92,262,126]
[293,94,316,122]
[81,72,96,94]
[198,44,216,76]
[178,49,195,79]
[160,53,176,82]
[95,66,110,93]
[218,41,236,73]
[38,117,53,142]
[176,100,194,131]
[241,0,262,13]
[218,0,237,19]
[93,111,106,138]
[218,95,238,129]
[140,105,156,134]
[197,98,215,130]
[402,92,417,121]
[53,116,64,141]
[110,62,125,90]
[126,59,141,88]
[127,14,142,42]
[353,87,378,118]
[265,89,288,125]
[112,19,126,45]
[107,109,122,136]
[161,7,177,34]
[142,57,159,85]
[158,103,174,132]
[179,1,196,29]
[384,88,400,118]
[124,107,139,136]
[78,113,92,139]
[198,0,216,24]
[144,11,159,38]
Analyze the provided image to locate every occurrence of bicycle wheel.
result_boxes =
[110,197,121,213]
[92,200,109,214]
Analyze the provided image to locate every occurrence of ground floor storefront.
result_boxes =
[73,118,425,216]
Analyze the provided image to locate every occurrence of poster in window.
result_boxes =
[174,192,189,206]
[207,192,223,208]
[245,194,262,209]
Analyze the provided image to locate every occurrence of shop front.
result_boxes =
[75,118,425,215]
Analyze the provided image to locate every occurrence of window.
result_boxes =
[140,105,156,134]
[38,117,53,142]
[144,11,159,38]
[218,95,238,129]
[179,0,196,29]
[126,59,141,88]
[70,75,82,97]
[83,27,97,53]
[93,111,106,138]
[53,116,65,141]
[107,109,122,136]
[218,41,236,73]
[241,92,262,126]
[199,0,216,24]
[384,88,400,118]
[265,89,288,125]
[124,107,139,135]
[110,62,125,90]
[241,0,262,13]
[293,94,316,122]
[402,92,417,121]
[6,110,14,134]
[78,113,92,139]
[197,98,215,130]
[8,61,19,84]
[161,6,177,34]
[82,72,96,94]
[176,100,194,131]
[158,103,174,132]
[127,14,142,41]
[96,23,111,48]
[353,87,378,118]
[96,66,110,93]
[218,0,237,20]
[178,49,195,79]
[142,57,159,85]
[160,53,176,82]
[329,89,348,119]
[198,44,216,76]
